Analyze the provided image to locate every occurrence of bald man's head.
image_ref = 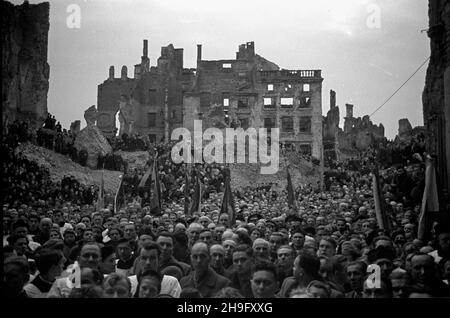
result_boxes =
[191,242,210,274]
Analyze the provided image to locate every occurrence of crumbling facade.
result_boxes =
[96,40,324,161]
[423,0,450,206]
[184,42,324,161]
[96,40,196,141]
[322,90,386,162]
[394,118,426,144]
[2,0,50,127]
[322,90,340,162]
[339,104,385,154]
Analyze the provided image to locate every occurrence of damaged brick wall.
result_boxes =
[96,66,135,136]
[97,40,323,165]
[189,42,323,162]
[2,0,50,127]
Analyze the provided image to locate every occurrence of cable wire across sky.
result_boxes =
[369,56,430,118]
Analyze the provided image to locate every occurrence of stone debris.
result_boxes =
[74,125,112,169]
[16,143,122,194]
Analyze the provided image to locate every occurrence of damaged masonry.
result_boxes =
[94,40,324,165]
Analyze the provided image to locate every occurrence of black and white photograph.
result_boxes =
[2,0,450,305]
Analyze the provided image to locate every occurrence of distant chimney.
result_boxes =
[109,66,115,80]
[143,39,148,57]
[141,39,150,73]
[197,44,202,61]
[345,104,354,118]
[330,90,336,109]
[121,66,128,80]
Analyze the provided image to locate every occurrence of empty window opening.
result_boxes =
[281,98,294,106]
[200,93,211,107]
[223,98,229,106]
[264,118,276,132]
[148,89,157,106]
[284,83,293,92]
[147,113,156,128]
[299,117,312,133]
[264,98,273,106]
[268,84,274,91]
[240,118,249,129]
[303,84,310,92]
[223,63,232,69]
[281,117,294,132]
[300,97,311,108]
[283,142,294,151]
[224,113,230,125]
[299,144,312,156]
[238,98,248,108]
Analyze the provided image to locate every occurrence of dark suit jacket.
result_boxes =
[180,267,231,298]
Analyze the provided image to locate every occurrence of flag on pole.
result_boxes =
[138,161,152,188]
[189,171,202,215]
[198,181,203,215]
[97,168,105,211]
[418,156,440,241]
[114,174,124,214]
[149,154,162,216]
[286,165,296,210]
[220,168,236,227]
[372,169,390,233]
[184,170,190,216]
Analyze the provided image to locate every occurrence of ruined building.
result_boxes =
[96,40,324,161]
[2,0,50,126]
[322,90,340,161]
[322,90,386,162]
[422,0,450,207]
[96,40,195,141]
[340,103,385,154]
[185,42,323,160]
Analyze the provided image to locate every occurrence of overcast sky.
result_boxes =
[14,0,430,139]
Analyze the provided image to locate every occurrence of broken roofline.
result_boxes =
[199,60,322,77]
[106,39,323,80]
[258,69,323,79]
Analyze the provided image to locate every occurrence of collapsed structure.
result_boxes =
[95,40,324,162]
[322,90,385,162]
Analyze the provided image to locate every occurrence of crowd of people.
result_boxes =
[3,116,450,299]
[107,134,151,152]
[2,124,98,210]
[5,114,90,167]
